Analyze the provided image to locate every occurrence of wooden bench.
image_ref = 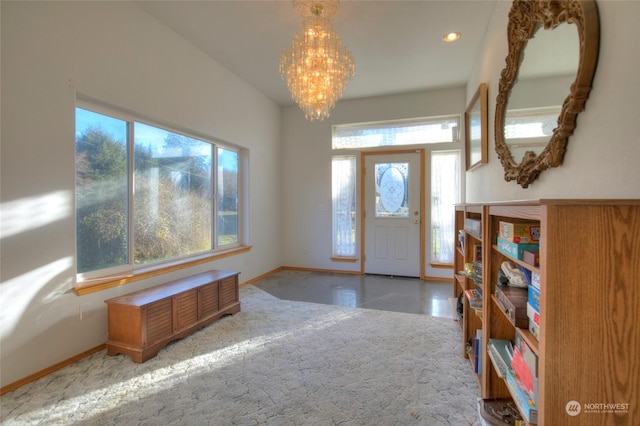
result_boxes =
[104,270,240,363]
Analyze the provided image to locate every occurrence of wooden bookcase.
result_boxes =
[455,200,640,425]
[453,204,485,388]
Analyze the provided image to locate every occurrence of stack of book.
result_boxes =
[488,335,539,424]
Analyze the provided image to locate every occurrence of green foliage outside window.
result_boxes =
[76,107,239,275]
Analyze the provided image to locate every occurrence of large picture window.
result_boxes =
[75,105,240,278]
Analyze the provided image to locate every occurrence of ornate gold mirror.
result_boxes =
[494,0,600,187]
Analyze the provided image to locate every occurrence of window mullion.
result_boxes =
[212,145,218,250]
[128,121,135,268]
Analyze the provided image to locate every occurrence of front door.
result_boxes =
[364,152,421,277]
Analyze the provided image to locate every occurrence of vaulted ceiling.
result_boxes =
[136,1,499,106]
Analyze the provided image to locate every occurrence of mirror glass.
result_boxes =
[505,24,579,160]
[494,0,600,188]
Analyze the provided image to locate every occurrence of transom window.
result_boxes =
[332,115,459,150]
[504,106,561,146]
[75,104,241,279]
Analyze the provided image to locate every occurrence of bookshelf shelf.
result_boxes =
[454,274,465,290]
[491,244,541,275]
[454,200,640,425]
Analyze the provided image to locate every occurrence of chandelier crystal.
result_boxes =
[280,0,355,121]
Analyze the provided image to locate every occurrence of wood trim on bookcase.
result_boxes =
[0,344,106,396]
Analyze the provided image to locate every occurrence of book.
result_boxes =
[511,346,535,395]
[527,303,540,340]
[488,338,513,378]
[515,332,538,377]
[474,329,482,375]
[464,288,483,311]
[531,271,541,290]
[506,370,538,424]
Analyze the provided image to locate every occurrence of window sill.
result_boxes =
[330,256,358,263]
[73,245,252,296]
[430,261,453,269]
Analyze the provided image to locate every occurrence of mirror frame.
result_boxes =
[494,0,600,188]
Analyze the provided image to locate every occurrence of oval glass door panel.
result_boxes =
[375,163,409,218]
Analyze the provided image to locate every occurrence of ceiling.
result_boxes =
[136,0,499,107]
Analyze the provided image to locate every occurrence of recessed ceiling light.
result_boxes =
[443,32,461,42]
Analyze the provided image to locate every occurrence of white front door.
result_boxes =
[364,152,421,277]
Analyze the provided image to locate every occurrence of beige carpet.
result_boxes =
[1,285,480,425]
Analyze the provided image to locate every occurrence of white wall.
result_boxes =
[0,1,282,387]
[281,88,465,276]
[465,0,640,201]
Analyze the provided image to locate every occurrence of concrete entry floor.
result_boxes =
[252,270,456,319]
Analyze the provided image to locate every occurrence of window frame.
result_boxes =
[429,149,461,266]
[332,114,460,150]
[331,155,358,258]
[74,99,246,289]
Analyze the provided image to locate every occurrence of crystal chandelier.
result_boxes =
[280,0,355,121]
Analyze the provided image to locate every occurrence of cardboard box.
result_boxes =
[497,238,540,261]
[495,284,528,328]
[523,249,540,267]
[499,221,540,244]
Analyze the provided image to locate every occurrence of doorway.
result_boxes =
[362,151,423,277]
